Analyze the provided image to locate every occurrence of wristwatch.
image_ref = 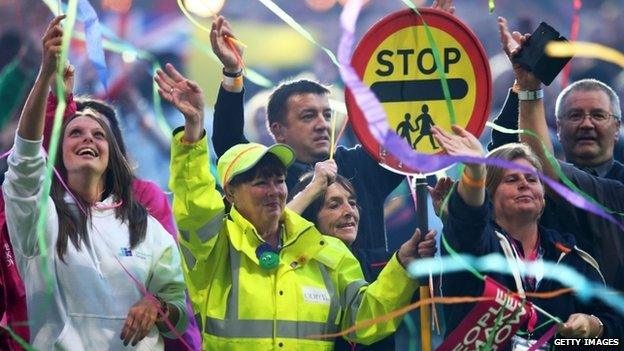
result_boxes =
[517,89,544,101]
[590,314,604,338]
[154,295,169,321]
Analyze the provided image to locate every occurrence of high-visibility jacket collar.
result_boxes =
[227,207,336,269]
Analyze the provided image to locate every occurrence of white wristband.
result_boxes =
[517,89,544,101]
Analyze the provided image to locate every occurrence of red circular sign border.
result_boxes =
[345,8,492,174]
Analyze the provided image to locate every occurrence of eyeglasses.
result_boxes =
[562,110,617,124]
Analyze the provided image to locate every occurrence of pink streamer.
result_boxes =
[113,255,193,350]
[561,0,582,88]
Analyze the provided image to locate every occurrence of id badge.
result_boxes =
[511,335,549,351]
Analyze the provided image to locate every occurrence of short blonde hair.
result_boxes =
[485,143,543,196]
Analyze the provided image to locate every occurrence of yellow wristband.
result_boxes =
[461,171,485,188]
[223,75,243,90]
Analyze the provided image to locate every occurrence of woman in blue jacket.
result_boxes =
[431,125,621,350]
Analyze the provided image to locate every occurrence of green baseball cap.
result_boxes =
[217,143,295,187]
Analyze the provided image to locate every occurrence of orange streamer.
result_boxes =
[309,288,575,339]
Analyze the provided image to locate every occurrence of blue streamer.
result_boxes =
[407,253,624,315]
[76,0,108,90]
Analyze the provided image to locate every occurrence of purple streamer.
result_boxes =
[337,0,624,232]
[527,325,557,351]
[77,0,108,90]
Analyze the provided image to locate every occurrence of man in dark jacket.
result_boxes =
[208,16,405,253]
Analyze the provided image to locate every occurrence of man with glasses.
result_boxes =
[492,17,624,293]
[490,78,622,182]
[555,79,623,180]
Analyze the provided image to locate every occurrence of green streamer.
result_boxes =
[35,0,78,302]
[439,165,486,281]
[0,325,37,351]
[190,38,274,89]
[257,0,340,67]
[482,294,508,351]
[486,121,624,217]
[74,31,174,138]
[18,3,79,344]
[151,61,173,138]
[400,0,457,126]
[403,313,418,351]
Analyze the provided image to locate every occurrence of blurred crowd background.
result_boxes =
[1,0,623,251]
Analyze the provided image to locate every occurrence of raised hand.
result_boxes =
[287,159,337,215]
[432,0,455,15]
[398,228,439,268]
[428,176,454,217]
[417,229,438,258]
[40,15,66,79]
[309,159,338,196]
[154,63,205,142]
[432,125,484,159]
[497,16,541,90]
[50,63,75,97]
[210,15,244,73]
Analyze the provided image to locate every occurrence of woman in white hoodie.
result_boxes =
[2,15,188,350]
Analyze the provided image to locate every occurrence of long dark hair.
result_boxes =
[50,112,147,261]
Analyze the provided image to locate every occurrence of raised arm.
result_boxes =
[210,15,244,93]
[156,63,225,260]
[17,15,65,141]
[210,15,248,156]
[498,17,556,180]
[287,159,337,214]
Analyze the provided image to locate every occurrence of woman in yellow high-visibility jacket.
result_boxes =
[158,64,424,351]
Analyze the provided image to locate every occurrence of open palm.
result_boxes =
[432,125,484,159]
[498,17,541,90]
[154,63,204,123]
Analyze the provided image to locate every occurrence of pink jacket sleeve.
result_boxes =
[131,179,177,238]
[43,92,77,151]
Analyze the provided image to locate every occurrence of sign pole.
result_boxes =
[415,176,432,351]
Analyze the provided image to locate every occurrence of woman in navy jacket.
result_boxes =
[431,125,621,349]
